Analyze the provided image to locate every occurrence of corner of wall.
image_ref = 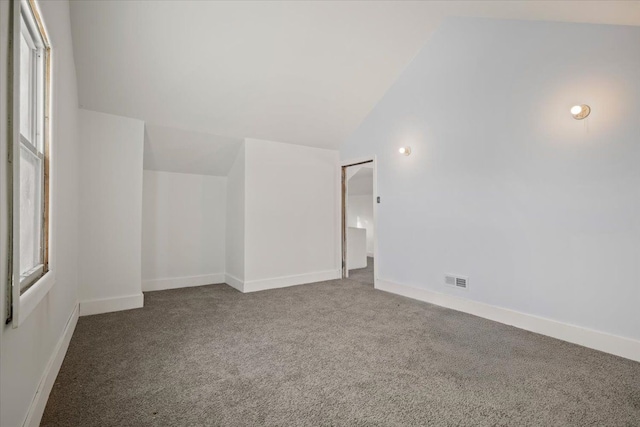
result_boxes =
[376,279,640,363]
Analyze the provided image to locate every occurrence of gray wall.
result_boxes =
[340,17,640,341]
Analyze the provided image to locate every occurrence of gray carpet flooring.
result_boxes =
[348,257,374,286]
[42,262,640,426]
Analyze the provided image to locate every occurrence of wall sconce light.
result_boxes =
[398,146,411,156]
[571,104,590,120]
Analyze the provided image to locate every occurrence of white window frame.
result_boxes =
[8,0,54,327]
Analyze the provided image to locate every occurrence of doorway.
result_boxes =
[341,159,376,286]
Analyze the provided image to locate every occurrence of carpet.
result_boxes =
[347,257,374,286]
[42,268,640,426]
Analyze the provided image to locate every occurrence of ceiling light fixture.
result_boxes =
[571,104,590,120]
[398,146,411,156]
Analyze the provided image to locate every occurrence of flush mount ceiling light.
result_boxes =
[398,146,411,156]
[571,104,591,120]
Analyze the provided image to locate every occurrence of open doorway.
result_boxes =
[341,160,375,286]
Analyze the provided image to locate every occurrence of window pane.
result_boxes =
[35,49,44,153]
[20,145,43,275]
[20,28,33,141]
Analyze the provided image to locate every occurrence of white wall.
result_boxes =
[0,1,81,426]
[244,138,339,288]
[78,109,145,314]
[341,18,640,346]
[347,195,374,257]
[142,170,226,290]
[225,143,245,283]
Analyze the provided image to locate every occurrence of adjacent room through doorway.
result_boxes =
[342,161,374,286]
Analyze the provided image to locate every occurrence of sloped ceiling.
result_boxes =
[70,1,640,173]
[143,125,242,176]
[348,166,374,196]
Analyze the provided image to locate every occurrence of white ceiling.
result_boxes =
[70,1,640,167]
[143,125,242,176]
[348,166,374,196]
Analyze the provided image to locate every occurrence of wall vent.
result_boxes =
[445,274,468,290]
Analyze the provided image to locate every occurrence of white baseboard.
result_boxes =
[79,293,144,316]
[243,270,340,293]
[376,279,640,363]
[142,273,225,292]
[225,273,245,292]
[23,303,79,427]
[367,252,374,258]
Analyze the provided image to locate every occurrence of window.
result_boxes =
[14,0,50,294]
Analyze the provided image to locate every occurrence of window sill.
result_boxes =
[16,270,55,327]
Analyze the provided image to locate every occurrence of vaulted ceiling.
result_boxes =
[70,1,640,174]
[348,166,374,196]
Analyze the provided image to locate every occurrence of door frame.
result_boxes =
[340,156,377,285]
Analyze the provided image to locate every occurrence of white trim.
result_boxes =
[376,279,640,363]
[243,270,340,293]
[366,252,374,258]
[16,270,55,326]
[20,263,45,288]
[335,161,343,278]
[344,165,349,278]
[142,273,225,292]
[224,273,245,292]
[79,293,144,316]
[22,303,79,427]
